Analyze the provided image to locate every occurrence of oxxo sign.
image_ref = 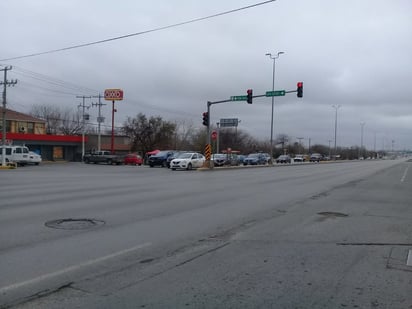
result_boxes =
[104,89,124,101]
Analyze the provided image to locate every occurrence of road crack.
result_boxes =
[0,282,74,309]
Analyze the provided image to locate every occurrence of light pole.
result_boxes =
[266,51,284,164]
[328,140,332,159]
[296,137,304,154]
[332,105,341,160]
[216,122,220,154]
[359,122,366,159]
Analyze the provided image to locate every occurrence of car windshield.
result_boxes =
[247,154,260,158]
[153,151,169,157]
[178,153,193,159]
[213,154,226,159]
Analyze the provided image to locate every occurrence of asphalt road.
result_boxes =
[0,159,411,308]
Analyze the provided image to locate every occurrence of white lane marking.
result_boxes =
[0,242,151,293]
[400,165,409,183]
[407,250,412,267]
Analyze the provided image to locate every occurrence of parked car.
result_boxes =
[276,155,291,164]
[237,155,246,165]
[310,153,323,162]
[83,151,124,165]
[211,153,227,167]
[226,154,241,166]
[262,153,272,164]
[211,153,240,167]
[170,152,205,170]
[148,150,174,167]
[124,153,143,165]
[243,153,269,165]
[166,151,188,168]
[293,154,306,162]
[27,151,42,165]
[0,145,30,165]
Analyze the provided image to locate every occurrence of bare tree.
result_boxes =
[30,105,61,134]
[174,119,196,150]
[59,107,83,135]
[122,113,177,155]
[30,104,85,135]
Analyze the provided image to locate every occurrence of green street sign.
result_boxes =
[266,90,286,97]
[230,95,248,101]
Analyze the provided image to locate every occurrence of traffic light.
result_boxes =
[247,89,253,104]
[202,112,209,126]
[297,82,303,98]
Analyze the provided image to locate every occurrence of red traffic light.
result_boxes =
[297,82,303,98]
[202,112,209,126]
[247,89,253,104]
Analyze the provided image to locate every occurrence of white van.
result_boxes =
[0,145,30,165]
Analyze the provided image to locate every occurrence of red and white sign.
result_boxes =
[211,131,218,140]
[104,89,124,101]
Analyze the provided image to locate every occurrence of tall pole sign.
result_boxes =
[104,89,123,154]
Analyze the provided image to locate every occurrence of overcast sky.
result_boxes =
[1,0,411,151]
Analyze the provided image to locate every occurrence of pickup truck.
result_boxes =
[83,151,124,165]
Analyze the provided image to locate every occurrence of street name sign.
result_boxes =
[220,118,239,127]
[230,95,247,101]
[266,90,286,97]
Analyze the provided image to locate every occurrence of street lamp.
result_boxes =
[359,122,366,159]
[328,140,332,159]
[332,105,341,160]
[296,137,304,154]
[266,51,284,164]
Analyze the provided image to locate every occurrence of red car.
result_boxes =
[124,153,143,165]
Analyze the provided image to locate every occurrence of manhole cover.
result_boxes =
[317,211,348,218]
[45,218,105,230]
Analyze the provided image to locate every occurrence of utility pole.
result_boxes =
[77,95,91,161]
[92,94,106,151]
[308,138,311,154]
[1,66,17,166]
[332,105,341,160]
[296,137,304,154]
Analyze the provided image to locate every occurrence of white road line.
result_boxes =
[0,242,151,293]
[400,165,409,183]
[407,250,412,267]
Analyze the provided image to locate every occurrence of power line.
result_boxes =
[16,80,88,97]
[10,66,98,93]
[0,0,276,61]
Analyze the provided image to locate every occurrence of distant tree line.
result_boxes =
[30,104,384,159]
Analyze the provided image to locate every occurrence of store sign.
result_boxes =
[104,89,124,101]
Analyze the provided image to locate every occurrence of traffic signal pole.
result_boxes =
[205,84,302,169]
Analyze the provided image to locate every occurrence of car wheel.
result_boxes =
[171,168,176,171]
[107,159,112,165]
[187,163,192,170]
[149,164,154,168]
[84,158,89,164]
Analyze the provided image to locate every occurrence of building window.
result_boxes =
[17,122,28,133]
[27,122,34,134]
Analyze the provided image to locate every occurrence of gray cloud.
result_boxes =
[1,0,411,150]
